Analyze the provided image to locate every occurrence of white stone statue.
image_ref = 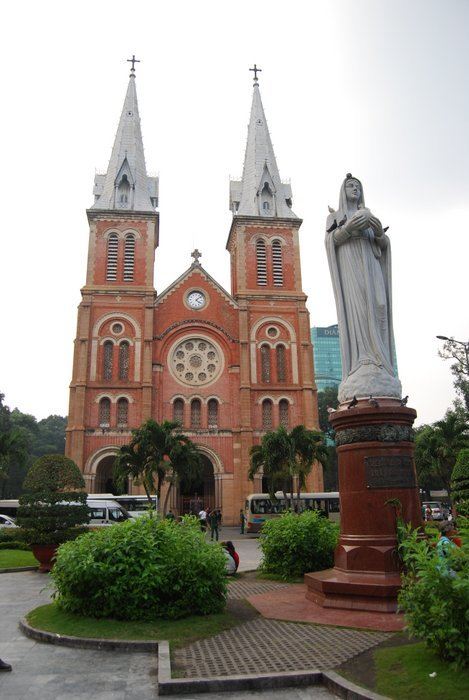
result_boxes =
[325,174,402,403]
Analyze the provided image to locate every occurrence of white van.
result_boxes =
[87,499,130,526]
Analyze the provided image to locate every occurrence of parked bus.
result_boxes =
[89,494,158,515]
[244,492,340,534]
[0,497,131,526]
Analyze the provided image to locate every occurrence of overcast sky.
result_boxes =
[1,0,468,424]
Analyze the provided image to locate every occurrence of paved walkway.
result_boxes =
[206,527,262,572]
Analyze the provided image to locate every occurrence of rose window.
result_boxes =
[170,338,222,386]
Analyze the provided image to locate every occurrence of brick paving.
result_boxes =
[174,618,389,678]
[228,579,290,598]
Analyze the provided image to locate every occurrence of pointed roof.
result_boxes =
[230,81,297,219]
[91,73,158,212]
[155,259,238,310]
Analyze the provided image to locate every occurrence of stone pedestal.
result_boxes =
[305,400,422,613]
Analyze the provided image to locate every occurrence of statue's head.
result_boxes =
[344,174,361,203]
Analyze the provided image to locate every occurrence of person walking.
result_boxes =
[209,509,219,541]
[239,508,245,534]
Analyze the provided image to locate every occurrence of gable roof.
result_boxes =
[155,262,238,309]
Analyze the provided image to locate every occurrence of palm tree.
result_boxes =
[114,419,202,513]
[415,411,469,495]
[249,425,329,509]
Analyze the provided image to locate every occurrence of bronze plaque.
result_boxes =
[365,456,416,489]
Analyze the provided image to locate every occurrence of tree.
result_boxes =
[415,411,469,495]
[437,337,469,412]
[317,385,339,435]
[249,425,329,507]
[0,393,29,497]
[451,448,469,516]
[114,419,202,513]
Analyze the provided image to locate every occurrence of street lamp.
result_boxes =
[436,335,469,370]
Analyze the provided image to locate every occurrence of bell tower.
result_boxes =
[227,69,321,497]
[66,61,159,489]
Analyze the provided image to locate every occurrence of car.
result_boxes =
[0,514,17,528]
[422,501,446,521]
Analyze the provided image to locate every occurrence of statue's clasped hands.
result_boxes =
[345,207,383,238]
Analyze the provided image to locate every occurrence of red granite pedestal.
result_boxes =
[306,400,422,613]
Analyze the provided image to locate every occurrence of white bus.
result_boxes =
[244,492,340,534]
[88,494,158,516]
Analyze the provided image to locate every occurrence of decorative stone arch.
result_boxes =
[250,233,270,245]
[270,235,287,246]
[104,228,122,241]
[114,393,134,404]
[250,316,298,384]
[169,394,188,404]
[84,445,121,494]
[91,312,142,382]
[196,444,224,475]
[99,337,118,346]
[276,395,294,405]
[122,227,141,240]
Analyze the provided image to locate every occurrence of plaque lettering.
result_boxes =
[365,456,416,489]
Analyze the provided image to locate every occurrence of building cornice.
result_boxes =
[226,215,302,251]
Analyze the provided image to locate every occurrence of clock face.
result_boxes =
[187,291,206,309]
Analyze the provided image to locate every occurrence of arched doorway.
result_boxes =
[95,455,123,494]
[178,455,215,515]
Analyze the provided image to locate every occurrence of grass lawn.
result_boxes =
[375,642,469,700]
[26,602,243,649]
[256,571,303,584]
[0,549,36,569]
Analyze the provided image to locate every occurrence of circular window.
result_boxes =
[267,326,279,338]
[169,337,223,386]
[112,322,124,335]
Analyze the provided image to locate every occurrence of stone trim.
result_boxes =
[335,424,414,447]
[154,318,239,344]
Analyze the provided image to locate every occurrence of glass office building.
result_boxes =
[311,325,342,392]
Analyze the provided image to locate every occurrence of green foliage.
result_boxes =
[249,425,329,502]
[16,455,89,545]
[414,411,469,493]
[398,529,469,669]
[114,419,202,512]
[438,337,469,412]
[317,385,339,434]
[0,540,30,550]
[451,448,469,516]
[259,510,339,579]
[51,516,227,620]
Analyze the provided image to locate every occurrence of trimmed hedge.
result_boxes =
[0,541,31,551]
[259,510,339,579]
[51,516,227,620]
[452,449,469,517]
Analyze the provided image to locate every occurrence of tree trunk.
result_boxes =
[162,475,174,515]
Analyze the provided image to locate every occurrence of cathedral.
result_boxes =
[65,64,321,525]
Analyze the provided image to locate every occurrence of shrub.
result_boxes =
[398,530,469,669]
[16,455,89,545]
[451,448,469,517]
[51,515,227,620]
[259,510,339,579]
[0,541,31,551]
[0,527,26,544]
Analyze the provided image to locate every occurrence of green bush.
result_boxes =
[0,541,31,551]
[398,530,469,669]
[259,510,339,579]
[51,516,227,620]
[0,528,26,544]
[451,448,469,517]
[16,455,89,545]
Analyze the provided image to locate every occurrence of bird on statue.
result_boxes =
[368,395,380,408]
[327,406,335,414]
[347,396,358,409]
[400,395,409,406]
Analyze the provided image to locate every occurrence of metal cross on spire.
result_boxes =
[249,64,262,83]
[127,54,140,75]
[191,248,202,264]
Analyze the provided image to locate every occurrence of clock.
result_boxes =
[187,290,206,309]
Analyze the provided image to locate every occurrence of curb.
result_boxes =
[0,566,38,574]
[19,618,159,653]
[157,642,389,698]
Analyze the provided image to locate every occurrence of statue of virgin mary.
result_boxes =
[325,174,402,403]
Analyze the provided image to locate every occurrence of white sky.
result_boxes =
[1,0,468,425]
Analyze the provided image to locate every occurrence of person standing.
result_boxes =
[209,509,219,541]
[198,507,207,532]
[240,508,245,534]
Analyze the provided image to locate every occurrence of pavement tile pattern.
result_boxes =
[174,618,389,678]
[228,579,290,598]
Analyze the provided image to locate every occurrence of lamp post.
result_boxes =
[436,335,469,368]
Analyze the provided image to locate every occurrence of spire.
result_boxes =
[92,66,158,212]
[230,71,296,219]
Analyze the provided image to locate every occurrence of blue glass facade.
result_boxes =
[311,325,342,392]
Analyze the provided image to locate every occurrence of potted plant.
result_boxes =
[16,455,89,572]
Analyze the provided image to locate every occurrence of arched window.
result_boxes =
[276,344,286,382]
[99,398,111,427]
[117,398,128,427]
[190,399,201,429]
[106,234,119,281]
[256,239,267,286]
[103,341,114,380]
[118,174,130,208]
[123,234,135,281]
[260,344,271,383]
[173,398,184,425]
[118,341,129,380]
[279,399,289,429]
[262,399,273,431]
[272,240,283,286]
[208,399,218,429]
